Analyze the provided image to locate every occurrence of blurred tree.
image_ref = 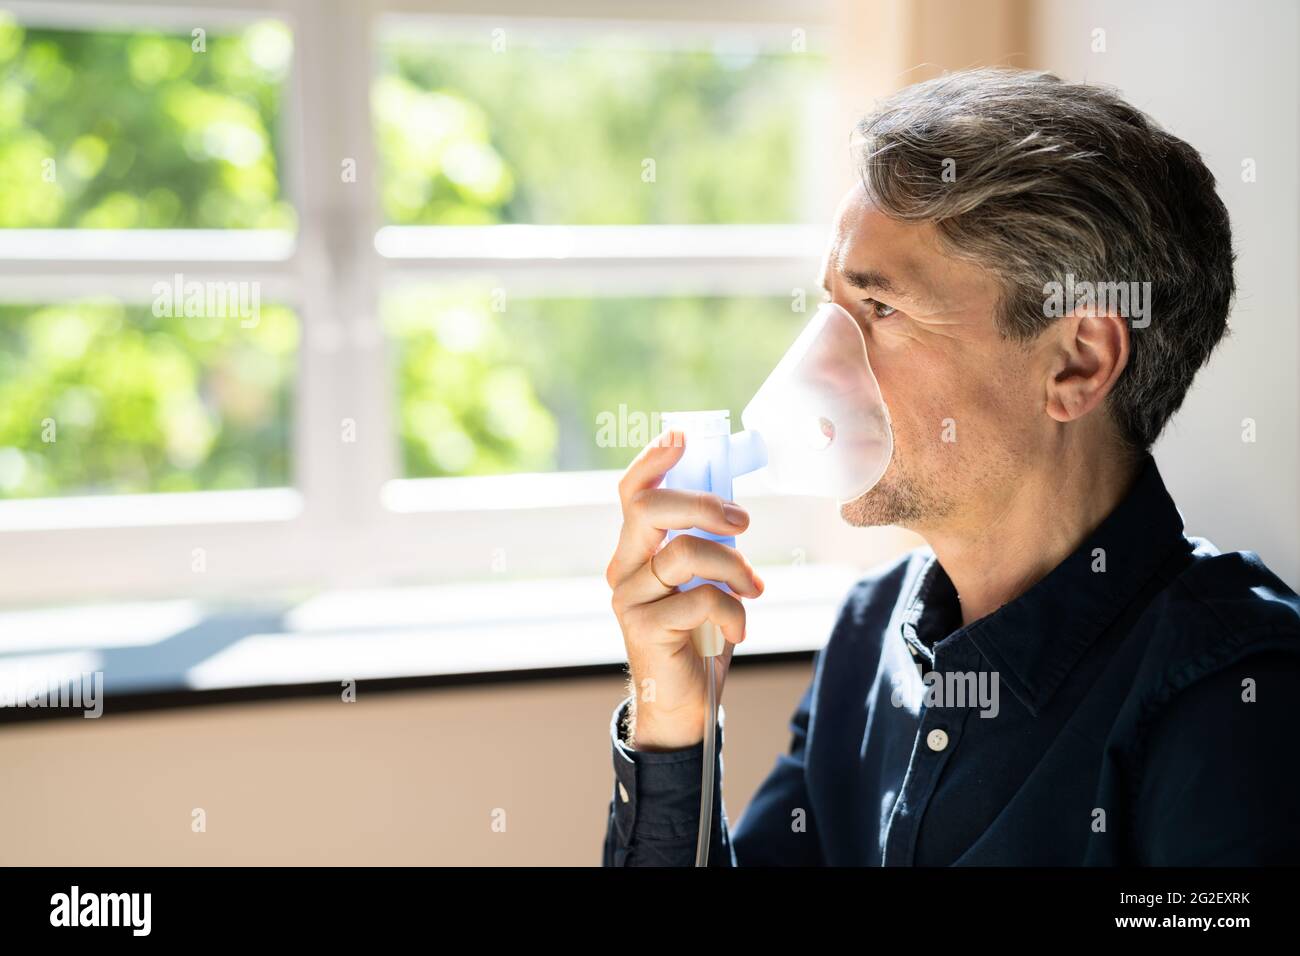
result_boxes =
[0,15,294,229]
[376,33,825,477]
[0,19,825,495]
[0,18,296,498]
[375,37,820,225]
[0,300,296,497]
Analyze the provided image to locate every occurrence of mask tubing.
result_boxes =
[695,651,719,867]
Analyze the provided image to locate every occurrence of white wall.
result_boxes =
[1030,0,1300,587]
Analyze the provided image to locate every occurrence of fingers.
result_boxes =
[616,429,687,512]
[606,488,750,588]
[622,583,748,648]
[613,534,764,612]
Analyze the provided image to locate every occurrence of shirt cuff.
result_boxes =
[606,693,727,862]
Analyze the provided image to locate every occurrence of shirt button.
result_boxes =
[618,781,630,803]
[926,728,949,752]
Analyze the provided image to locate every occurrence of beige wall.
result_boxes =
[0,662,814,865]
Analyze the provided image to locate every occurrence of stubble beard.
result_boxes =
[839,449,949,529]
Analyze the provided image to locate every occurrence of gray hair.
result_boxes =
[855,67,1236,452]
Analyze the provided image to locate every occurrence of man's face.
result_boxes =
[825,183,1048,534]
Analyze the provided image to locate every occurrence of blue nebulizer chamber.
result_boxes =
[659,410,767,652]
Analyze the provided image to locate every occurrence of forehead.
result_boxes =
[822,183,994,310]
[825,183,939,285]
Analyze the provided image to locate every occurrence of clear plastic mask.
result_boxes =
[739,300,893,502]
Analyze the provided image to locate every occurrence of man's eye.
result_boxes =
[865,298,897,318]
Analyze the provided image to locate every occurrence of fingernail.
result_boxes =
[722,503,747,526]
[752,572,765,594]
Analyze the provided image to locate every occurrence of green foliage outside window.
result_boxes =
[0,18,825,495]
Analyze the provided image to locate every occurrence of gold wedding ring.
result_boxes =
[648,550,674,593]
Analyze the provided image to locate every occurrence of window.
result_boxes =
[373,24,825,226]
[1,1,874,609]
[0,14,298,505]
[0,16,294,232]
[373,19,830,485]
[0,299,297,497]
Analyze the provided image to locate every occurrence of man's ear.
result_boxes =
[1044,310,1130,424]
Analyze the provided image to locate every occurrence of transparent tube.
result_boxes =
[695,652,719,867]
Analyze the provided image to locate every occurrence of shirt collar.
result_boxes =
[899,453,1188,716]
[899,557,959,668]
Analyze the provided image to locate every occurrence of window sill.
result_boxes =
[0,562,861,722]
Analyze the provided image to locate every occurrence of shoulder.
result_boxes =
[1172,539,1300,635]
[1135,539,1300,697]
[1111,541,1300,862]
[1128,538,1300,750]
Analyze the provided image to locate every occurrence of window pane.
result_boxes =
[375,25,828,226]
[0,15,295,230]
[0,298,297,497]
[385,284,802,477]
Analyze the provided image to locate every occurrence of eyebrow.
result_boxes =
[823,262,937,312]
[839,267,905,298]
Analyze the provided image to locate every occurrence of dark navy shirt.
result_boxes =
[602,454,1300,865]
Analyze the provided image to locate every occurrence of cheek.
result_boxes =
[874,343,1020,453]
[871,347,952,439]
[942,349,1042,453]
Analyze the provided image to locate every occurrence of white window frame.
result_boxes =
[0,0,896,608]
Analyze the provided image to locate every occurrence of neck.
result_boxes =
[917,444,1141,627]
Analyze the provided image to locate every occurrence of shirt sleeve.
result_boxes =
[602,693,734,866]
[1135,646,1300,864]
[602,652,825,867]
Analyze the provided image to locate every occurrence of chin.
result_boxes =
[840,477,902,528]
[838,461,930,528]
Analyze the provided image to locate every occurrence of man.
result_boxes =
[600,68,1300,866]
